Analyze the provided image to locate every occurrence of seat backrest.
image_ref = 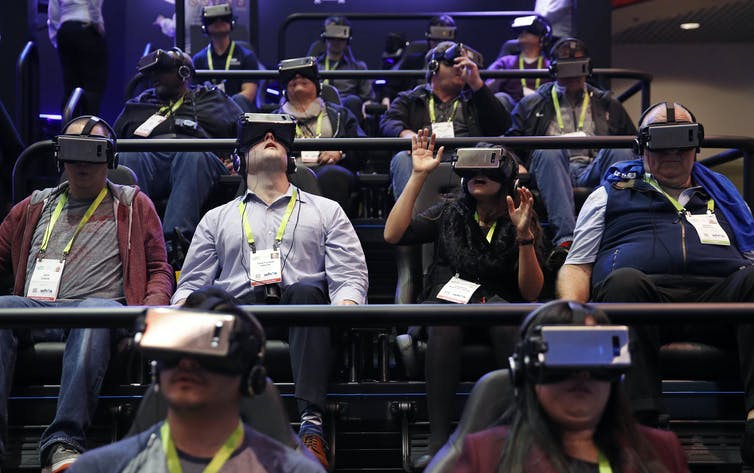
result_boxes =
[394,162,461,304]
[305,39,326,58]
[126,377,300,450]
[320,83,342,105]
[12,141,59,204]
[425,369,513,473]
[498,39,521,58]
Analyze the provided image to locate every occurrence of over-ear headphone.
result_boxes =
[168,47,195,82]
[425,41,456,81]
[633,101,703,155]
[55,115,118,172]
[232,148,297,176]
[509,301,606,392]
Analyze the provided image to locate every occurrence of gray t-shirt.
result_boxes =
[25,190,125,302]
[544,87,596,162]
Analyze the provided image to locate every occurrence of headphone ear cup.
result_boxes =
[109,152,119,169]
[633,137,643,156]
[245,364,267,396]
[287,156,296,174]
[232,151,241,173]
[178,65,191,81]
[548,62,556,78]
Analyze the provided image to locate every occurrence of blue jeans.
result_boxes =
[0,296,122,460]
[118,150,228,239]
[529,148,635,245]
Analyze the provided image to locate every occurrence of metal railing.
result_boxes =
[16,41,39,146]
[13,135,754,206]
[62,87,84,126]
[193,68,653,108]
[0,302,753,328]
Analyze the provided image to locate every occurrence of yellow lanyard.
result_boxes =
[295,111,324,138]
[518,54,543,90]
[597,450,612,473]
[207,41,235,73]
[39,187,108,258]
[158,94,185,117]
[161,420,243,473]
[643,175,714,214]
[428,96,460,124]
[551,86,589,132]
[473,211,497,243]
[323,57,339,85]
[238,188,299,252]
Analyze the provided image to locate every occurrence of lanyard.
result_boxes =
[238,188,299,252]
[207,41,235,73]
[158,94,185,117]
[323,57,339,85]
[295,111,324,138]
[473,211,497,243]
[597,450,612,473]
[160,420,244,473]
[643,175,714,214]
[518,54,543,90]
[428,96,460,124]
[39,187,108,258]
[551,86,589,132]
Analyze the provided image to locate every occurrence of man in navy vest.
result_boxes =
[557,101,754,462]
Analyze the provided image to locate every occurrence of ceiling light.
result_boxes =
[680,22,701,30]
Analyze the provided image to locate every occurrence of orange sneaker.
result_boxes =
[302,433,330,470]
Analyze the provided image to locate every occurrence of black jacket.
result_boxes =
[506,82,636,164]
[379,84,511,138]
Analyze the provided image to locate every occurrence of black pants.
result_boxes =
[246,283,333,415]
[425,324,518,453]
[592,266,754,415]
[56,21,108,115]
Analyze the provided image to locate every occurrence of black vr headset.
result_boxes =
[548,37,592,79]
[278,56,320,95]
[427,42,484,80]
[54,116,118,171]
[235,113,297,175]
[201,3,235,31]
[635,102,704,154]
[135,306,267,395]
[137,48,195,81]
[515,324,631,384]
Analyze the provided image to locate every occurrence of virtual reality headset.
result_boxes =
[550,57,591,78]
[202,3,233,23]
[437,43,484,68]
[511,15,551,38]
[237,113,296,153]
[135,308,248,376]
[426,25,457,41]
[322,23,351,40]
[137,49,185,75]
[453,147,517,182]
[54,135,113,165]
[523,325,631,384]
[279,56,319,91]
[638,122,703,151]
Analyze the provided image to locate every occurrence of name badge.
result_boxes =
[431,121,455,138]
[300,151,320,164]
[249,249,283,286]
[133,114,167,137]
[522,86,535,96]
[27,258,66,301]
[686,213,731,246]
[436,276,481,304]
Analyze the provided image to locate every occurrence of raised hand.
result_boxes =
[411,128,444,174]
[507,186,535,238]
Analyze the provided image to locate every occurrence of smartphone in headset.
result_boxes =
[538,325,631,370]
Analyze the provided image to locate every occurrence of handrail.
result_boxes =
[16,41,39,146]
[62,87,84,126]
[193,68,652,107]
[278,11,537,62]
[0,303,753,328]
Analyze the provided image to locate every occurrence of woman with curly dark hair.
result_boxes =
[384,128,544,467]
[452,300,689,473]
